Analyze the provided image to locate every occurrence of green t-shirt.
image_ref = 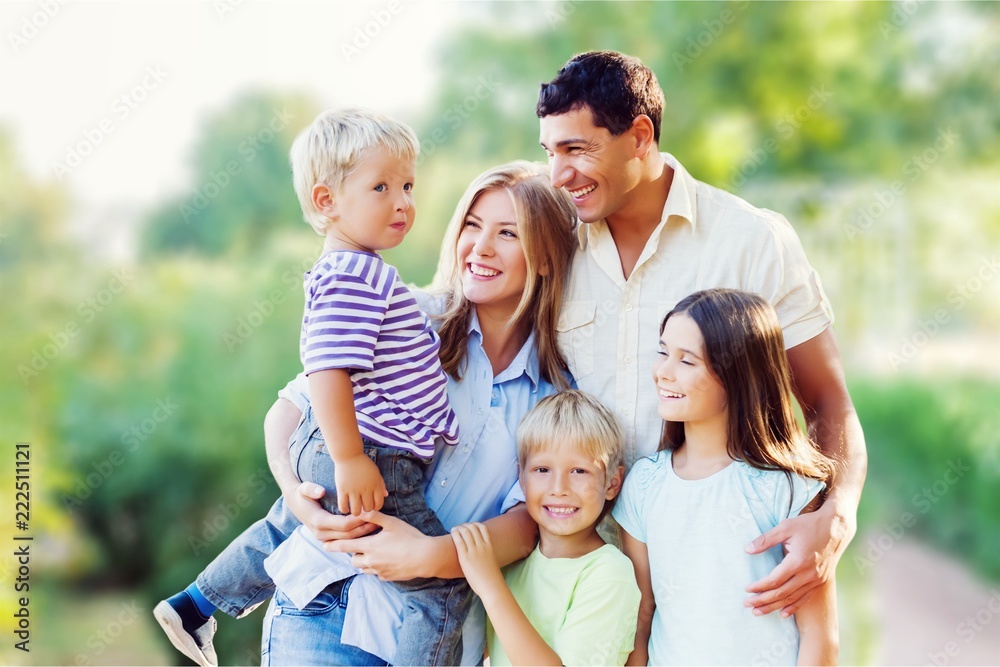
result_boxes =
[487,543,641,666]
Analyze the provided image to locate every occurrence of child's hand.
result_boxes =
[451,522,506,598]
[334,454,388,515]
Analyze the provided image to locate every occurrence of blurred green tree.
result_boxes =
[140,92,317,257]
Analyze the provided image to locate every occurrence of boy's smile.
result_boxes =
[520,444,622,559]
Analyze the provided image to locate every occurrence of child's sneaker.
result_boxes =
[154,592,218,667]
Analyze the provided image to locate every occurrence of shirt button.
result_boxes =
[463,446,469,453]
[623,408,631,416]
[624,356,632,364]
[440,479,448,487]
[477,407,484,415]
[625,304,633,312]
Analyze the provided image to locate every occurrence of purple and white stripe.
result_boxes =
[301,251,459,457]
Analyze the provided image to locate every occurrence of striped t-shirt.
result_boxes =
[300,250,459,458]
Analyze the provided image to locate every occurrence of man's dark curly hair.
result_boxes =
[536,51,664,144]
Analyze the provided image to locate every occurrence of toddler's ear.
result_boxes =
[312,184,338,220]
[605,465,625,500]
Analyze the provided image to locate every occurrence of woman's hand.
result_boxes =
[451,522,506,599]
[287,482,378,542]
[324,511,442,581]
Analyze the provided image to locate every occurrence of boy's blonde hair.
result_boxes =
[289,107,419,234]
[516,390,625,476]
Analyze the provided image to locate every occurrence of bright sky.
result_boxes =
[0,0,473,212]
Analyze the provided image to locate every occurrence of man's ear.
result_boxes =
[629,115,656,160]
[605,465,625,501]
[312,184,337,220]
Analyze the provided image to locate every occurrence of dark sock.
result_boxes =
[165,586,214,636]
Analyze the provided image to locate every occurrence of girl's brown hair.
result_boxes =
[431,161,576,389]
[658,289,833,491]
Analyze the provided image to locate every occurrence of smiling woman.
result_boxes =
[457,189,529,323]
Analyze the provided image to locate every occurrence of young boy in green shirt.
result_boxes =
[451,390,641,666]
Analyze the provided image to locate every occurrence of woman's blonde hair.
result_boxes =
[289,107,419,234]
[431,161,577,389]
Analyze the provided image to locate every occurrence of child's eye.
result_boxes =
[374,184,387,192]
[534,466,550,474]
[403,183,413,191]
[571,467,589,475]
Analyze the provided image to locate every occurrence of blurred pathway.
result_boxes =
[869,536,1000,665]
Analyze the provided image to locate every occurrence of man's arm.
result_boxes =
[745,327,867,615]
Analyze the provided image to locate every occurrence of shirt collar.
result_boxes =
[574,151,698,250]
[467,308,541,390]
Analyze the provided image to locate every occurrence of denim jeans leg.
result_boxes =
[261,577,389,667]
[195,409,316,618]
[379,449,473,667]
[195,497,300,618]
[298,440,472,665]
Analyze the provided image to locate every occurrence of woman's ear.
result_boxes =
[312,184,337,221]
[537,262,550,277]
[605,465,625,501]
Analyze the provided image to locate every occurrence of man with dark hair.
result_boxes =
[538,50,866,618]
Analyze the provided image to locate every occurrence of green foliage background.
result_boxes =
[2,2,998,665]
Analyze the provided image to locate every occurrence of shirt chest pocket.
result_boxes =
[556,301,597,380]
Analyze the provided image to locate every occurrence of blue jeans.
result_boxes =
[199,407,472,665]
[261,578,388,666]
